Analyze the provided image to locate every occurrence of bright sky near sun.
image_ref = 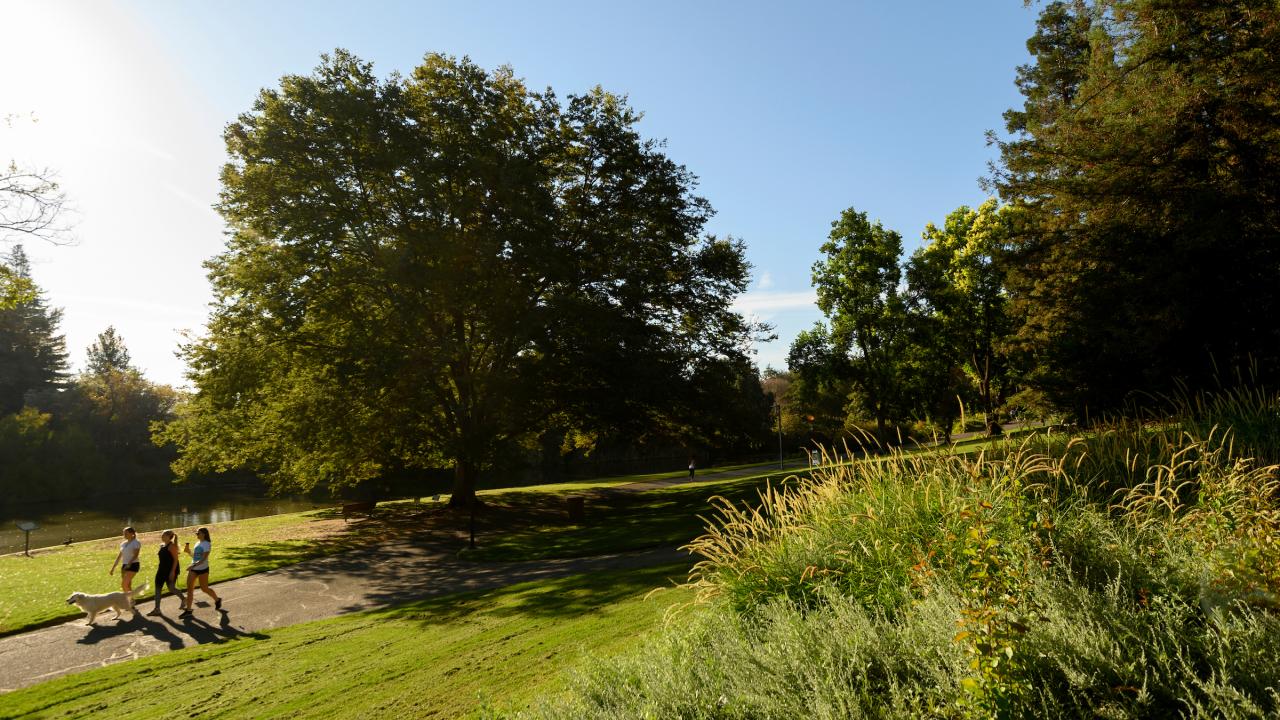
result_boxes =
[0,1,1036,388]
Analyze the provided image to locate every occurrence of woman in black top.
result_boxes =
[146,530,181,616]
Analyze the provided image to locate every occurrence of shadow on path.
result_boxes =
[71,609,264,650]
[171,611,263,645]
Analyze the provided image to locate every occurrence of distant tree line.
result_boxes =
[0,246,178,504]
[777,0,1280,442]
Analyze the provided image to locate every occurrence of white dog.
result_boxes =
[66,583,149,625]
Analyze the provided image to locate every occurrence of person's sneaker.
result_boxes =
[179,608,193,618]
[145,608,161,616]
[215,598,223,611]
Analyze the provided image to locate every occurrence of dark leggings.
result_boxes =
[154,570,180,607]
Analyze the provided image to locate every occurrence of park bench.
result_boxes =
[341,501,377,521]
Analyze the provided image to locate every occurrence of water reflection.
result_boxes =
[0,492,327,554]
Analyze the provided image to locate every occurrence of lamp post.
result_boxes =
[807,414,815,467]
[776,403,784,470]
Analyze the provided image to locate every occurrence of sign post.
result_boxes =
[15,521,39,557]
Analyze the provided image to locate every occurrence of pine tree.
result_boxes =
[85,326,132,376]
[0,245,68,413]
[991,1,1280,415]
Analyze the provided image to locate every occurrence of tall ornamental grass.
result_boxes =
[507,390,1280,719]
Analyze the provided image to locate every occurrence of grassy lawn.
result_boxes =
[0,506,408,636]
[465,429,1052,563]
[468,470,807,562]
[482,458,796,495]
[0,458,774,638]
[0,436,1048,637]
[0,562,694,720]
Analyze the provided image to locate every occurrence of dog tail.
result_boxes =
[127,582,150,597]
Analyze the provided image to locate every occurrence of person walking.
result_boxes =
[180,527,222,617]
[146,530,181,616]
[109,527,141,593]
[688,457,696,481]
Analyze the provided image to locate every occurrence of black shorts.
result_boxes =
[189,567,209,576]
[122,562,140,573]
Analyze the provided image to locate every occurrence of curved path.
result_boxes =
[0,541,687,693]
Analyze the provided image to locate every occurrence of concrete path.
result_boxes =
[0,541,687,693]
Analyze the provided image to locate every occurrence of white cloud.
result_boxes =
[732,289,817,315]
[756,271,774,289]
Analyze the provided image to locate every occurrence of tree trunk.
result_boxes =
[449,460,478,508]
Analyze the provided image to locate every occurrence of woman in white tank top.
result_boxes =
[109,526,141,593]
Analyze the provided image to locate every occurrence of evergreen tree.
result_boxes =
[85,326,132,376]
[991,0,1280,415]
[0,245,68,413]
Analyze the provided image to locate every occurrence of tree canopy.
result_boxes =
[991,0,1280,415]
[0,245,68,414]
[85,326,132,376]
[906,200,1013,431]
[161,51,758,505]
[807,208,909,437]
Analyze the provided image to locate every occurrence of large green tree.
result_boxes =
[991,0,1280,415]
[161,52,756,506]
[808,208,909,438]
[906,200,1013,432]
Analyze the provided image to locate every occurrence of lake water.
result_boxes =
[0,492,328,555]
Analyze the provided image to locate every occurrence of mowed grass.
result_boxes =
[466,431,1048,563]
[0,444,1034,637]
[480,458,796,495]
[468,470,807,562]
[0,562,694,720]
[0,506,394,636]
[0,460,773,637]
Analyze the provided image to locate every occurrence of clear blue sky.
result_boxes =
[2,1,1037,384]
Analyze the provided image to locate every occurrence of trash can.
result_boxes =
[566,495,585,522]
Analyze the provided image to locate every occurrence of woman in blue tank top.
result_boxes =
[180,527,222,617]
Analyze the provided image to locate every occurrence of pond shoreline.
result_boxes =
[0,489,329,555]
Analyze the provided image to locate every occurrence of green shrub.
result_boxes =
[508,392,1280,719]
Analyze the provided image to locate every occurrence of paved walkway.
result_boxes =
[0,542,687,693]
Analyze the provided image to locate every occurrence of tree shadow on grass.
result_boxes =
[377,560,695,629]
[322,544,693,624]
[208,484,733,628]
[219,503,457,572]
[466,478,775,562]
